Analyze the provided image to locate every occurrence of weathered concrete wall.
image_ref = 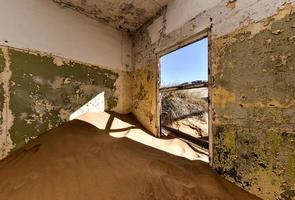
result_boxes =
[132,24,159,134]
[52,0,170,32]
[212,5,295,199]
[0,0,132,72]
[165,0,222,34]
[0,46,131,160]
[0,0,133,160]
[132,0,295,199]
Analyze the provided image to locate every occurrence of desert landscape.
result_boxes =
[161,84,208,140]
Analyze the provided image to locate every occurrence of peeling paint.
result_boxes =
[211,5,295,199]
[0,46,129,159]
[58,108,70,122]
[0,47,15,159]
[0,0,294,199]
[132,1,295,199]
[52,0,169,32]
[132,66,157,134]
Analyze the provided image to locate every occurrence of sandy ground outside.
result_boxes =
[0,112,261,200]
[161,87,209,139]
[170,114,208,138]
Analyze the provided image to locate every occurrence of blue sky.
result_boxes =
[160,37,208,87]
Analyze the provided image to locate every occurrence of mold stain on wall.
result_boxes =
[133,66,157,134]
[132,23,160,134]
[131,1,295,199]
[52,0,166,32]
[211,4,295,199]
[0,46,123,159]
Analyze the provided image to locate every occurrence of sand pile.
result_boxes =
[76,112,208,162]
[0,112,260,200]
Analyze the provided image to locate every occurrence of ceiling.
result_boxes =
[53,0,171,32]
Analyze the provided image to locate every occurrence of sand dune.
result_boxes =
[77,112,208,162]
[0,112,260,200]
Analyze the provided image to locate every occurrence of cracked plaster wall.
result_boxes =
[0,46,131,160]
[132,0,295,199]
[0,0,132,160]
[1,0,295,198]
[0,46,130,159]
[52,0,170,32]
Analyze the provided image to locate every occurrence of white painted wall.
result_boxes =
[70,92,105,120]
[211,0,295,37]
[165,0,222,34]
[149,0,295,49]
[148,16,164,44]
[0,0,131,71]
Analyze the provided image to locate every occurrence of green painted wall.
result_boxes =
[211,7,295,199]
[0,46,120,158]
[131,3,295,199]
[0,50,5,136]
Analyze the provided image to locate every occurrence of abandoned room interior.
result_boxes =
[0,0,294,199]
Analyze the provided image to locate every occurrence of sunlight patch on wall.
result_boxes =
[70,92,105,120]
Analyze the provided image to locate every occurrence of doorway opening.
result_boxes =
[159,36,210,162]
